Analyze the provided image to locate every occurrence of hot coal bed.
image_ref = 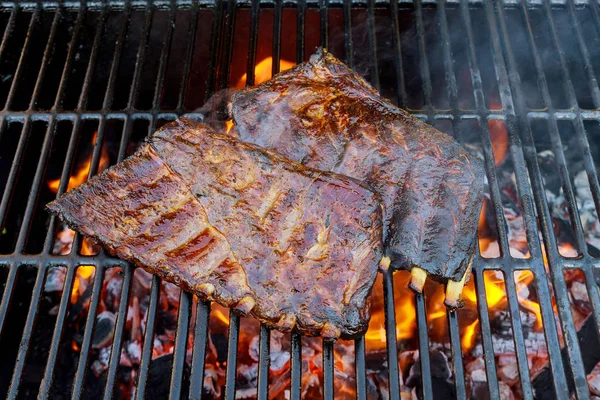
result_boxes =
[1,0,600,399]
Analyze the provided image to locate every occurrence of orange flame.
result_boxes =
[48,132,110,194]
[212,307,230,326]
[489,119,509,167]
[236,57,295,89]
[70,265,95,303]
[225,120,234,134]
[461,319,479,352]
[364,273,416,350]
[515,270,543,330]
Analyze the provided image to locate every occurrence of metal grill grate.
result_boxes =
[0,0,600,399]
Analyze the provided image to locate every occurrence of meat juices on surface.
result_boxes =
[229,48,485,306]
[48,120,382,339]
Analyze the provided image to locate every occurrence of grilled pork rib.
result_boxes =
[48,120,382,339]
[229,48,485,307]
[46,143,254,309]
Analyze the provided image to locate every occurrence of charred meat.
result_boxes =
[229,48,485,307]
[48,119,382,339]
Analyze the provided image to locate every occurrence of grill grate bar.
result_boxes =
[29,10,62,110]
[4,9,39,110]
[0,119,31,336]
[0,258,17,336]
[39,264,77,399]
[218,0,237,91]
[71,266,106,400]
[13,119,55,253]
[354,336,367,400]
[272,0,282,75]
[245,0,259,86]
[487,0,570,396]
[447,311,466,399]
[436,0,458,108]
[0,108,31,228]
[6,264,48,399]
[52,6,85,115]
[0,6,17,65]
[125,7,154,111]
[322,340,334,400]
[77,5,110,110]
[135,275,161,399]
[389,0,406,107]
[170,291,192,399]
[532,259,571,398]
[190,301,212,399]
[296,0,305,63]
[342,0,352,67]
[257,325,270,400]
[290,333,302,400]
[366,0,379,91]
[102,264,134,400]
[152,1,177,111]
[567,0,600,108]
[5,118,59,397]
[204,0,224,100]
[583,266,600,343]
[382,268,401,398]
[472,266,501,398]
[224,312,240,400]
[503,271,534,400]
[414,0,433,110]
[415,293,433,399]
[177,0,200,112]
[319,0,328,48]
[0,108,551,119]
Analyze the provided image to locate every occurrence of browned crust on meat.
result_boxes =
[46,144,253,308]
[150,119,382,338]
[229,48,484,281]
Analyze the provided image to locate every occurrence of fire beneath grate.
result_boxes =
[1,1,600,400]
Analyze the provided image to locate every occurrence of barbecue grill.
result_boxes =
[1,0,600,398]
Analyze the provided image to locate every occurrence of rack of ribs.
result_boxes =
[48,120,382,339]
[229,48,485,307]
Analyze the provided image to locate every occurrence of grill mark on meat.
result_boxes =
[47,144,253,308]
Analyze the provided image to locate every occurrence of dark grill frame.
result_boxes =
[0,0,599,399]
